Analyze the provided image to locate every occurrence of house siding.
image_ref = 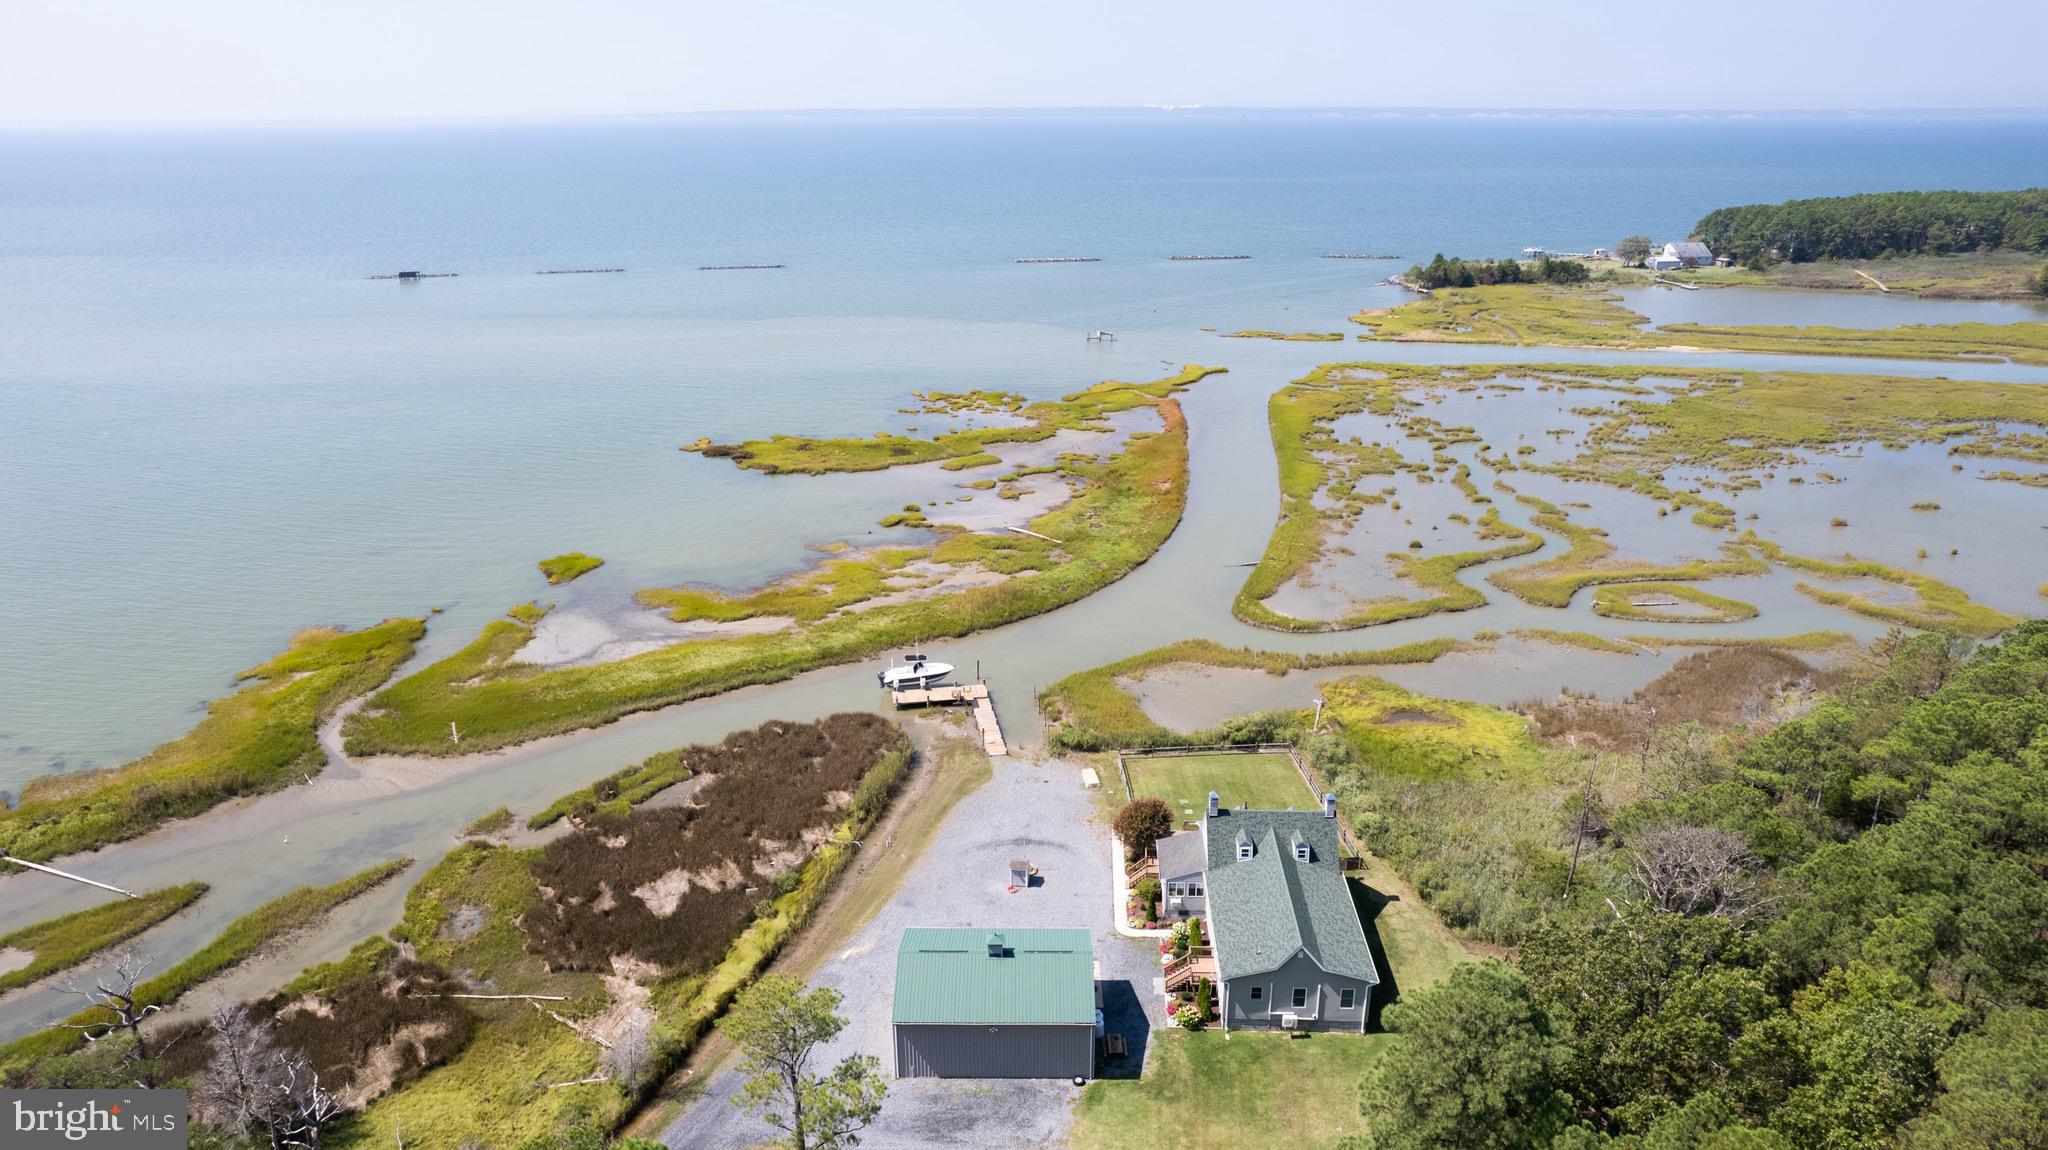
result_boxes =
[1221,951,1372,1034]
[1161,867,1207,918]
[893,1023,1094,1079]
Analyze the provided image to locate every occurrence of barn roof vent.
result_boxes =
[985,932,1006,957]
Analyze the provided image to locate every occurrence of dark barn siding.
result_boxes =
[893,1023,1093,1079]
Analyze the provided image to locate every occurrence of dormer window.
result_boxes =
[1236,830,1253,861]
[1294,840,1311,863]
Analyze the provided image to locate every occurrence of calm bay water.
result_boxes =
[4,111,2048,791]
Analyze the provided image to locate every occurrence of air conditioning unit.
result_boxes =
[1279,1013,1299,1030]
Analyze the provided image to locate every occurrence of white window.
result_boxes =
[1248,985,1263,1001]
[1294,842,1310,862]
[1340,988,1356,1010]
[1291,987,1309,1009]
[1167,883,1184,897]
[1237,841,1252,861]
[1187,881,1204,896]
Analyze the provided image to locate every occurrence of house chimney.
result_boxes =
[986,932,1005,958]
[1207,791,1220,818]
[1322,792,1337,818]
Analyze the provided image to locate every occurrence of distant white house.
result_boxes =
[1649,241,1715,270]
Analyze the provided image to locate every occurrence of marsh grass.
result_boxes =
[1353,283,2048,366]
[1509,629,1641,655]
[1742,535,2019,637]
[1223,330,1345,341]
[683,364,1222,474]
[1040,637,1465,751]
[0,882,208,993]
[537,553,604,584]
[357,719,914,1147]
[0,619,424,862]
[1486,495,1768,608]
[1590,581,1759,623]
[0,860,410,1076]
[1321,676,1545,780]
[346,369,1219,757]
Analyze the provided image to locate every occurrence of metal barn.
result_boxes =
[891,928,1095,1080]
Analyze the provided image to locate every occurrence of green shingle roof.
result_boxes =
[892,928,1095,1026]
[1204,809,1377,984]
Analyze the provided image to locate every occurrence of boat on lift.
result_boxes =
[879,653,954,690]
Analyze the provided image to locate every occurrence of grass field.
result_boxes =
[1125,752,1311,814]
[1072,1029,1392,1150]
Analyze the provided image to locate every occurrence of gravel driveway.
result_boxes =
[658,754,1165,1149]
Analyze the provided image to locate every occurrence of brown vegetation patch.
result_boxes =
[1519,647,1839,750]
[156,956,473,1109]
[522,713,905,975]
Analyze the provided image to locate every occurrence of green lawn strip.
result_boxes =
[1320,675,1545,781]
[527,747,692,829]
[1621,631,1857,654]
[345,375,1208,758]
[356,745,913,1147]
[1508,629,1641,655]
[1041,637,1465,750]
[0,860,410,1074]
[1590,581,1759,622]
[1742,534,2020,638]
[0,619,425,863]
[0,883,208,994]
[1485,495,1767,608]
[537,552,604,585]
[1350,282,2048,366]
[1223,330,1346,341]
[1127,753,1308,813]
[682,364,1223,474]
[1072,1030,1393,1150]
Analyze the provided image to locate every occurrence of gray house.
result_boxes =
[891,928,1096,1079]
[1155,828,1207,919]
[1165,792,1379,1034]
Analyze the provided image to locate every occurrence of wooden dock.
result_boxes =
[890,681,1007,756]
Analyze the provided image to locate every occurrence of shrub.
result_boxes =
[1196,977,1213,1021]
[1177,1001,1205,1031]
[1114,797,1176,857]
[1134,876,1162,917]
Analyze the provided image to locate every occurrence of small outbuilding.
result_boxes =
[892,928,1096,1080]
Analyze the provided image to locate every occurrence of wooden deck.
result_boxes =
[890,681,1008,757]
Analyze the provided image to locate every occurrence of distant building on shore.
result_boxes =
[1650,241,1715,270]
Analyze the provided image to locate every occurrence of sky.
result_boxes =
[3,0,2045,124]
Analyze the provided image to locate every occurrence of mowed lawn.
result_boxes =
[1072,1030,1391,1150]
[1125,752,1311,818]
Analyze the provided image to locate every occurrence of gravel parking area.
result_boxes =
[659,754,1166,1149]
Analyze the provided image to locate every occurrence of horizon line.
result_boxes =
[5,103,2048,132]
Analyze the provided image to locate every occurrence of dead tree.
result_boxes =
[195,1003,345,1150]
[61,947,163,1080]
[1626,822,1767,921]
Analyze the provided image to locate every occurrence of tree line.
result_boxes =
[1337,625,2048,1149]
[1406,253,1592,290]
[1693,187,2048,264]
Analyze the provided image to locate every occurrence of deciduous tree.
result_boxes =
[719,974,885,1150]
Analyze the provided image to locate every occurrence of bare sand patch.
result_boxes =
[0,948,34,978]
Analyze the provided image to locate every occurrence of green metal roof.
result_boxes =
[892,928,1095,1026]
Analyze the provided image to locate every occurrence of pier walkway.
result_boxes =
[890,681,1008,756]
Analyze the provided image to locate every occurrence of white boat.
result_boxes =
[879,653,954,689]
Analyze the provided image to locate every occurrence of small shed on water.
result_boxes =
[892,928,1095,1079]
